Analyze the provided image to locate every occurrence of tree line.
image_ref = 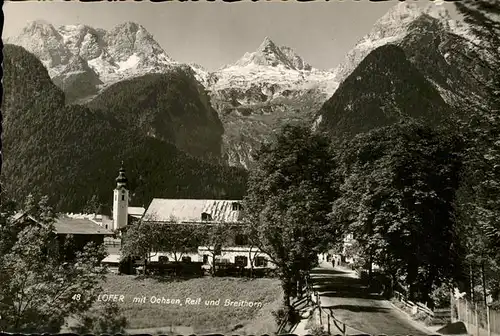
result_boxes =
[242,115,498,319]
[241,0,500,318]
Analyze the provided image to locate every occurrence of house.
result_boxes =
[106,164,274,270]
[142,198,273,269]
[12,212,114,261]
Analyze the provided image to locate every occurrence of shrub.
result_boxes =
[71,302,128,334]
[431,283,451,309]
[272,305,301,328]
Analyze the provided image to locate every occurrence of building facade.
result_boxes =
[142,198,274,269]
[102,165,275,270]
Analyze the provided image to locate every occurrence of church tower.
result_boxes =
[113,162,129,231]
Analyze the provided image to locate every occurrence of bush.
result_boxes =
[431,283,451,309]
[71,302,128,334]
[272,305,301,328]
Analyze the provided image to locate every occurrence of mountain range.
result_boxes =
[6,20,339,168]
[316,3,494,139]
[3,2,496,212]
[1,44,248,213]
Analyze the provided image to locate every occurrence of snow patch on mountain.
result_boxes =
[212,38,338,97]
[231,37,312,71]
[209,37,339,169]
[213,64,337,95]
[311,115,323,132]
[117,53,141,71]
[8,21,181,91]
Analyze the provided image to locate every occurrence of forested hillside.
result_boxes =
[1,44,248,213]
[317,45,456,140]
[86,68,224,161]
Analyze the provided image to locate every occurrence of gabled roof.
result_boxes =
[144,199,243,224]
[12,212,113,235]
[128,207,146,217]
[54,216,114,235]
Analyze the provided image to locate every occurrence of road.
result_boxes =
[311,262,432,335]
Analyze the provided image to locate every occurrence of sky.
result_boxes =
[3,0,459,71]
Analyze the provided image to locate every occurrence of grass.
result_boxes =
[99,274,282,334]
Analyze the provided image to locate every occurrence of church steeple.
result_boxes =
[115,161,128,190]
[113,161,129,231]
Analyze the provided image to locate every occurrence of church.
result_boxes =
[101,164,275,271]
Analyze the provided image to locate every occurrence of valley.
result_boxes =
[2,1,492,217]
[2,1,500,335]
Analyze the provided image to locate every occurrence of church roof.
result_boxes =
[143,199,243,224]
[128,206,145,218]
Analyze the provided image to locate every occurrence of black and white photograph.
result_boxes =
[0,0,499,335]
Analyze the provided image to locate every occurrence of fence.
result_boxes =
[393,291,435,320]
[313,291,350,336]
[455,298,499,336]
[276,277,314,335]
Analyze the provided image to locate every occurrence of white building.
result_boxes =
[143,198,273,269]
[112,163,129,231]
[103,164,274,270]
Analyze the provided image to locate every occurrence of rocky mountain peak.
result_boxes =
[9,20,74,69]
[8,20,180,102]
[109,21,148,36]
[232,36,311,71]
[21,20,60,37]
[57,24,107,60]
[189,63,207,72]
[373,2,460,36]
[332,1,466,85]
[105,21,171,62]
[256,36,280,54]
[422,3,453,21]
[375,2,421,26]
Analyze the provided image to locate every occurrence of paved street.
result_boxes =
[311,262,432,335]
